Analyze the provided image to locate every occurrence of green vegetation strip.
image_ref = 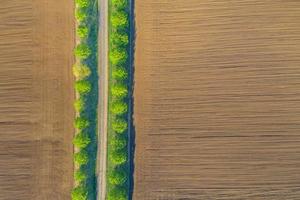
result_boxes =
[107,0,130,199]
[72,0,98,200]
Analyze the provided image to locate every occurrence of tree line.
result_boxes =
[72,0,95,199]
[107,0,131,199]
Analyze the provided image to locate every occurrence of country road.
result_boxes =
[97,0,108,198]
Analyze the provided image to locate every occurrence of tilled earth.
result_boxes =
[0,0,74,199]
[133,1,300,199]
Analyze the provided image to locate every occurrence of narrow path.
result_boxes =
[97,0,108,199]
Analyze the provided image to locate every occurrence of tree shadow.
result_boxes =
[128,0,136,198]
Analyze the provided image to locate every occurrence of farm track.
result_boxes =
[0,0,74,199]
[97,0,109,199]
[133,1,300,199]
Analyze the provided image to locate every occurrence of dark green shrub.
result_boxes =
[74,150,89,165]
[74,168,87,183]
[112,67,128,80]
[73,132,91,148]
[74,117,89,129]
[75,80,91,94]
[75,0,89,8]
[109,48,127,65]
[109,149,127,165]
[107,187,127,200]
[75,9,87,22]
[111,101,128,115]
[77,25,89,38]
[111,84,128,99]
[71,185,88,200]
[74,43,91,59]
[110,135,127,150]
[112,118,127,133]
[111,11,128,28]
[108,169,127,185]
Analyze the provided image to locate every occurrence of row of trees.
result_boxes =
[72,0,92,200]
[107,0,130,199]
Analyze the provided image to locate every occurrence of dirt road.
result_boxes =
[133,1,300,199]
[0,0,74,199]
[97,0,109,199]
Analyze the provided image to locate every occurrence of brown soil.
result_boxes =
[133,1,300,199]
[0,0,74,199]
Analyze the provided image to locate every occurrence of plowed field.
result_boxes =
[133,1,300,199]
[0,0,74,199]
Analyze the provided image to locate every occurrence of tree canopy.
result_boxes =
[108,169,127,185]
[109,48,127,65]
[111,11,128,28]
[112,67,128,80]
[75,9,87,22]
[112,118,127,134]
[74,117,89,129]
[74,169,87,183]
[74,43,91,59]
[74,150,89,165]
[73,132,91,148]
[75,80,92,94]
[73,64,91,80]
[109,149,127,165]
[107,187,127,200]
[109,135,127,150]
[111,101,128,115]
[75,0,89,8]
[71,185,88,200]
[111,84,128,99]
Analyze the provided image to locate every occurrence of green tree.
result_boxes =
[71,185,88,200]
[109,149,127,165]
[111,101,128,115]
[111,11,128,28]
[109,48,127,65]
[73,64,91,80]
[73,132,91,148]
[112,67,128,80]
[111,84,128,99]
[112,0,128,9]
[110,135,127,150]
[74,150,89,165]
[75,9,87,22]
[77,25,89,39]
[74,117,89,129]
[111,32,128,46]
[74,43,91,59]
[74,169,87,183]
[75,80,91,94]
[75,0,89,8]
[112,118,127,133]
[108,169,127,185]
[74,98,85,112]
[107,187,127,200]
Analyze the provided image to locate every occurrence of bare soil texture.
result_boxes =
[0,0,74,199]
[133,1,300,199]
